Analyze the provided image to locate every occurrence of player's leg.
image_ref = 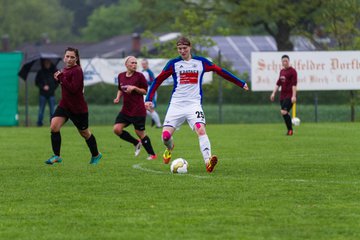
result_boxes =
[151,110,162,128]
[114,113,141,156]
[162,126,175,164]
[73,112,102,164]
[134,117,157,160]
[161,104,184,164]
[188,105,218,172]
[280,99,293,135]
[45,107,67,164]
[49,96,56,122]
[151,96,162,128]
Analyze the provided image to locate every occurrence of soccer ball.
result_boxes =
[170,158,188,174]
[292,117,301,126]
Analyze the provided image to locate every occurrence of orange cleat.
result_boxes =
[206,155,218,173]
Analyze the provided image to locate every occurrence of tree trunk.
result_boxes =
[274,21,294,51]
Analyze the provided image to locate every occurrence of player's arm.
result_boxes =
[126,73,148,95]
[270,85,279,102]
[291,86,297,103]
[59,68,84,94]
[114,90,122,104]
[145,63,174,102]
[125,86,147,95]
[204,60,248,90]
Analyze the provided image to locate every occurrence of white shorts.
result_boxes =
[163,102,206,130]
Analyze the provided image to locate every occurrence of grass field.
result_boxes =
[1,123,360,239]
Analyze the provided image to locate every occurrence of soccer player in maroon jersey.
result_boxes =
[145,36,248,173]
[270,55,298,136]
[113,56,157,160]
[45,47,102,165]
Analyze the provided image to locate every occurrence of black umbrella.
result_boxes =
[18,52,62,80]
[18,52,62,127]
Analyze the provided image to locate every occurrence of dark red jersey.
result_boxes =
[118,71,148,117]
[58,65,88,113]
[276,66,297,100]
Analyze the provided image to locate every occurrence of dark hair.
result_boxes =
[281,54,289,60]
[65,47,81,66]
[176,36,191,46]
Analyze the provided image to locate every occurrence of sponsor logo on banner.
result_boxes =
[251,51,360,91]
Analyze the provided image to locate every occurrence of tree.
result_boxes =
[0,0,72,49]
[81,0,143,41]
[59,0,117,36]
[81,0,182,41]
[182,0,322,51]
[142,7,217,58]
[316,0,360,122]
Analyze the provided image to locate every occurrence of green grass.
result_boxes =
[17,104,360,126]
[1,123,360,239]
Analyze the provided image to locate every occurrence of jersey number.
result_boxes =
[195,111,204,119]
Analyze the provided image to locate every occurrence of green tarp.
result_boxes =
[0,52,23,126]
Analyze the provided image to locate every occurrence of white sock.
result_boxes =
[199,134,211,163]
[146,110,152,118]
[163,137,173,150]
[151,111,162,127]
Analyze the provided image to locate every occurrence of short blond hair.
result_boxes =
[124,55,136,65]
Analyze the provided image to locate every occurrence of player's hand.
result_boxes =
[43,85,49,91]
[291,96,297,103]
[54,71,61,81]
[145,101,153,110]
[114,98,120,104]
[243,83,249,91]
[125,85,136,93]
[270,93,275,102]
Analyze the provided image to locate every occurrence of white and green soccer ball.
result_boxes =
[170,158,188,174]
[292,117,301,126]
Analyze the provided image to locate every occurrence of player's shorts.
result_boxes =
[280,98,293,112]
[115,112,146,131]
[163,102,206,130]
[53,106,89,130]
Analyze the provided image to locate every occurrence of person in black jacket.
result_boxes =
[35,59,58,126]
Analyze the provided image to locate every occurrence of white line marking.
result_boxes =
[276,178,360,185]
[132,163,211,179]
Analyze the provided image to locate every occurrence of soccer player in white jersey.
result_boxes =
[145,36,249,173]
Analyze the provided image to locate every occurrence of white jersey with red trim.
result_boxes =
[145,55,246,105]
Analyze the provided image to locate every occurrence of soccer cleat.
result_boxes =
[135,141,142,157]
[146,154,157,160]
[287,130,293,136]
[206,155,218,173]
[90,152,102,165]
[163,148,172,164]
[45,155,62,165]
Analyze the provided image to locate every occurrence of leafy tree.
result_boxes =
[0,0,72,49]
[182,0,321,51]
[315,0,360,122]
[81,0,144,41]
[316,0,360,50]
[59,0,117,36]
